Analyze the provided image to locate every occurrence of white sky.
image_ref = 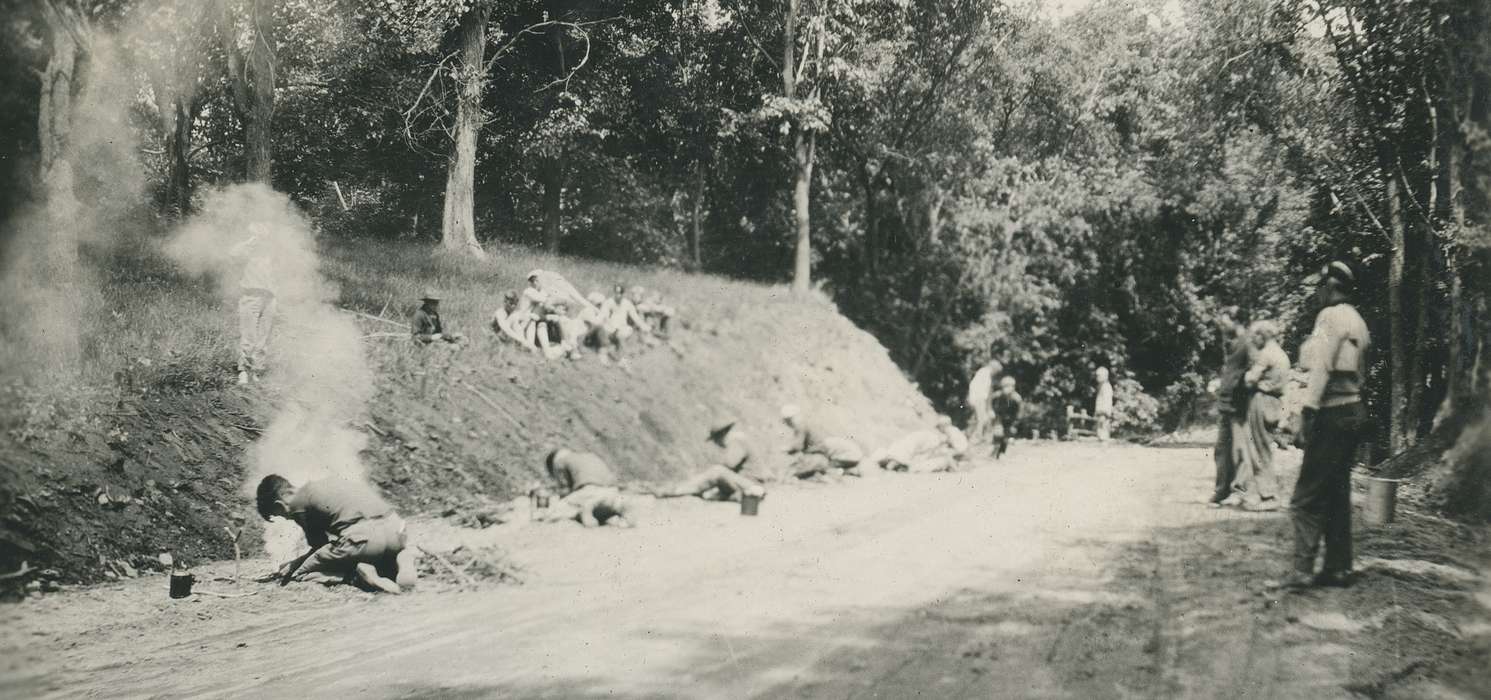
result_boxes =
[1037,0,1186,23]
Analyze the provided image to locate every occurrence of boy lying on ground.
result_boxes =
[256,474,418,594]
[538,447,641,527]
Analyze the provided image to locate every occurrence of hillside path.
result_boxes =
[2,442,1450,698]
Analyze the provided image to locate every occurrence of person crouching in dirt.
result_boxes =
[989,376,1024,458]
[255,474,418,594]
[1273,261,1371,591]
[230,223,275,385]
[539,448,640,527]
[636,288,675,337]
[781,404,867,478]
[654,420,768,501]
[412,290,465,345]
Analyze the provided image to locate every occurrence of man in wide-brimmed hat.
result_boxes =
[654,419,768,501]
[1271,260,1371,591]
[411,288,464,344]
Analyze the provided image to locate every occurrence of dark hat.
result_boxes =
[706,420,736,442]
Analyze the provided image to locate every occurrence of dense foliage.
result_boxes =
[4,0,1490,446]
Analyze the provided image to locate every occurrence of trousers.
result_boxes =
[1290,402,1366,575]
[1212,412,1239,502]
[238,291,275,373]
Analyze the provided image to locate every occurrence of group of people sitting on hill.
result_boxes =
[408,268,676,366]
[489,269,675,364]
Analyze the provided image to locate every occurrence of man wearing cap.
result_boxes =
[967,358,1004,447]
[654,420,768,501]
[411,290,464,344]
[781,404,866,478]
[1276,261,1371,589]
[230,223,275,385]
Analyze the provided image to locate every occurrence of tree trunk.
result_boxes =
[37,1,87,186]
[1387,173,1409,454]
[688,161,704,269]
[541,156,564,253]
[439,5,489,258]
[164,97,198,216]
[221,0,275,183]
[791,129,815,294]
[860,161,878,275]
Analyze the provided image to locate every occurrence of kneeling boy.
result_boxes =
[256,474,417,594]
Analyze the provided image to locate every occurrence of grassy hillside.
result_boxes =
[0,238,936,585]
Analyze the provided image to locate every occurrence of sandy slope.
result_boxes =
[2,441,1487,699]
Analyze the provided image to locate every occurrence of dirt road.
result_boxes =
[3,441,1487,698]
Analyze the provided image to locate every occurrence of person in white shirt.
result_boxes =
[966,359,1003,447]
[1094,367,1114,441]
[229,223,274,385]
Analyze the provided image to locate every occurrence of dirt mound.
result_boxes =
[1,242,936,588]
[0,381,274,593]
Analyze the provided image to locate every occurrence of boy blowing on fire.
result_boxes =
[256,474,418,594]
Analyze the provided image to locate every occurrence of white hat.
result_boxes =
[780,404,801,421]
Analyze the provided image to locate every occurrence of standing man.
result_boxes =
[1094,367,1114,442]
[230,223,274,385]
[990,376,1023,459]
[1207,314,1252,507]
[1279,261,1371,589]
[412,289,464,344]
[967,358,1003,447]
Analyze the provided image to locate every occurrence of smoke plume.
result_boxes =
[166,184,375,560]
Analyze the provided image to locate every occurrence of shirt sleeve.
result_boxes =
[1302,309,1342,409]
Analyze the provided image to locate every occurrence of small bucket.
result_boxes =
[534,494,551,509]
[740,494,762,517]
[1362,477,1402,525]
[169,572,196,599]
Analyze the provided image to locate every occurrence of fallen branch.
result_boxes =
[231,423,263,434]
[338,307,410,329]
[362,332,410,340]
[193,589,257,599]
[0,561,32,580]
[416,546,476,589]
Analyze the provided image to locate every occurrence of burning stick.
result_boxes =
[224,515,246,584]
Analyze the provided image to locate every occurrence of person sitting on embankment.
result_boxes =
[653,420,768,501]
[255,474,418,594]
[539,447,640,527]
[492,290,539,352]
[411,289,464,345]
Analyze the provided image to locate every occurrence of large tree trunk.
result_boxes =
[37,1,88,188]
[1387,172,1410,454]
[439,5,489,258]
[221,0,275,183]
[540,156,564,253]
[860,161,878,275]
[791,130,815,294]
[163,97,199,216]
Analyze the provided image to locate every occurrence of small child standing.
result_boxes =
[1094,367,1115,442]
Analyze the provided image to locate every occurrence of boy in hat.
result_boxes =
[412,289,464,344]
[654,420,768,501]
[256,474,417,594]
[1274,261,1371,590]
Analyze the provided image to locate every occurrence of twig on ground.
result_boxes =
[362,421,387,437]
[362,332,410,340]
[338,307,410,329]
[416,546,476,588]
[193,589,257,598]
[231,423,263,434]
[0,561,32,580]
[223,524,244,584]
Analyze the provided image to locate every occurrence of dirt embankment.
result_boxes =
[1,283,934,589]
